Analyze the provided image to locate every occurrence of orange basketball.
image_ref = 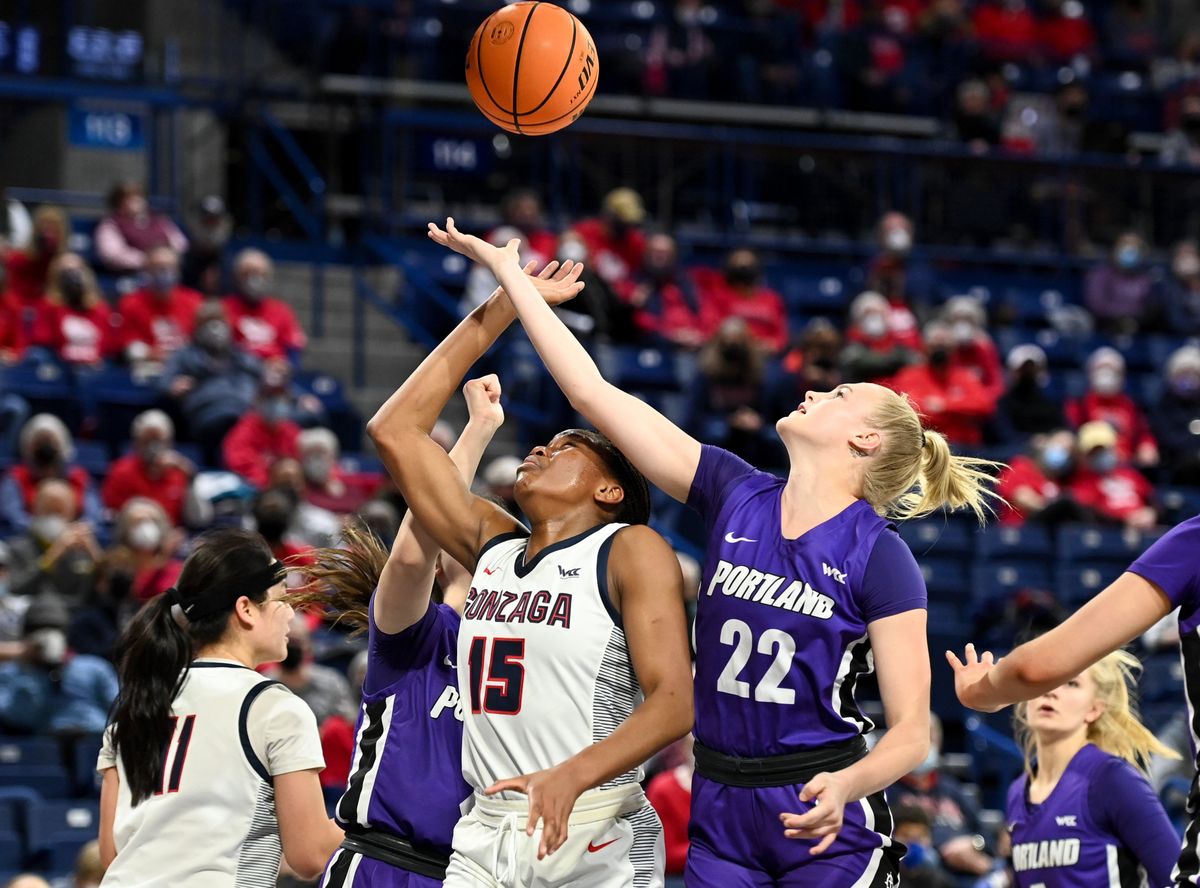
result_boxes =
[465,2,599,136]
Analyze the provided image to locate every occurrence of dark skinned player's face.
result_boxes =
[513,433,623,516]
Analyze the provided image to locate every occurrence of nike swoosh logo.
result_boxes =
[724,532,757,544]
[587,839,618,853]
[443,655,456,669]
[483,567,497,575]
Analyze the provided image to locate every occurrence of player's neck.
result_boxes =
[779,459,857,539]
[1031,732,1088,796]
[524,512,606,562]
[194,639,257,669]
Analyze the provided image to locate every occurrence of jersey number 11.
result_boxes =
[156,714,197,795]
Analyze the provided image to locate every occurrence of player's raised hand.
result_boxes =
[945,643,1004,713]
[462,373,505,431]
[526,257,585,306]
[779,769,851,855]
[484,764,587,859]
[428,217,519,273]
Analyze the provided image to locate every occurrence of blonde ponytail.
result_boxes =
[1015,649,1180,776]
[283,523,390,632]
[862,390,1003,523]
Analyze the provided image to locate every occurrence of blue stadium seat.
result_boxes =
[1055,563,1125,606]
[0,766,69,801]
[0,737,59,769]
[77,366,163,456]
[970,562,1053,607]
[975,525,1053,561]
[1160,487,1200,524]
[927,601,967,634]
[919,557,970,603]
[898,518,974,557]
[73,440,111,479]
[25,800,99,859]
[610,346,680,392]
[0,359,81,432]
[1140,652,1184,704]
[1055,525,1163,565]
[69,734,104,798]
[0,833,22,870]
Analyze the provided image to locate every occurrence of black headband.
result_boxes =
[165,560,285,622]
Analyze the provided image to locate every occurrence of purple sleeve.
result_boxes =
[1090,757,1180,888]
[363,599,459,696]
[686,444,759,521]
[857,529,928,623]
[1128,517,1200,610]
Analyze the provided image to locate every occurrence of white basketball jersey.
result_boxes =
[99,660,324,888]
[458,524,642,797]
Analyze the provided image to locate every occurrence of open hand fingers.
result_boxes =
[536,260,562,280]
[945,649,965,670]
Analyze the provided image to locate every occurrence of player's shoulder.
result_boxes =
[608,522,676,561]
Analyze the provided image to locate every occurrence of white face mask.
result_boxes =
[302,455,333,485]
[27,628,67,665]
[1175,255,1200,279]
[860,314,888,338]
[32,515,67,544]
[1091,367,1122,395]
[952,320,976,344]
[127,520,163,553]
[884,227,912,255]
[558,241,588,264]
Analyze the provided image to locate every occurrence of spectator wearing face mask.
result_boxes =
[4,205,68,307]
[888,321,998,446]
[865,211,934,322]
[685,318,772,465]
[697,248,787,353]
[889,713,995,879]
[1066,347,1159,469]
[183,194,233,295]
[1067,420,1157,530]
[1150,345,1200,486]
[842,290,922,383]
[0,594,118,734]
[253,485,310,561]
[116,246,203,368]
[298,427,380,516]
[222,371,302,489]
[571,187,648,289]
[893,805,956,888]
[1083,232,1160,336]
[0,414,101,533]
[94,181,188,275]
[268,615,355,726]
[222,248,307,362]
[7,480,102,604]
[1163,239,1200,335]
[617,232,715,349]
[101,410,194,524]
[266,458,340,549]
[160,302,263,464]
[997,344,1066,437]
[36,253,118,367]
[108,497,181,603]
[996,428,1088,526]
[940,296,1005,402]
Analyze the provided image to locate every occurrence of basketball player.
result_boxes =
[98,529,342,887]
[289,374,505,887]
[950,516,1200,886]
[1006,650,1179,887]
[366,255,693,887]
[427,217,998,885]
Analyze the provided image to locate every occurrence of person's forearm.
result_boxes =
[838,718,928,801]
[367,294,515,442]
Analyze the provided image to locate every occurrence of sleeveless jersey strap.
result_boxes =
[239,679,286,783]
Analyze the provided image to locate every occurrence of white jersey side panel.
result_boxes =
[457,524,642,797]
[100,663,291,888]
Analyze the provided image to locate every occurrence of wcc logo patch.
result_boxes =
[558,566,581,578]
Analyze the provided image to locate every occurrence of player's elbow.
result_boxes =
[286,850,330,882]
[1012,652,1063,690]
[652,682,694,742]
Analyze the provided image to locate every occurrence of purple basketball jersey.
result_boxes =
[687,445,927,757]
[336,599,471,855]
[1006,744,1178,888]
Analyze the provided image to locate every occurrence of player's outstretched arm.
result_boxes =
[484,525,693,858]
[947,572,1171,713]
[429,218,703,504]
[374,375,506,633]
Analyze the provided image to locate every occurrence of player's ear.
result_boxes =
[850,429,881,458]
[594,482,625,510]
[230,595,257,630]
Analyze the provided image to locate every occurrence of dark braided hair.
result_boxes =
[559,429,651,525]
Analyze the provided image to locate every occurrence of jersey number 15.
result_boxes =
[468,637,525,715]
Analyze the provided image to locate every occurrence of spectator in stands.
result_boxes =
[698,248,788,353]
[101,410,194,526]
[1101,0,1160,68]
[497,188,557,263]
[889,321,998,446]
[644,0,720,100]
[1084,232,1160,335]
[617,232,714,348]
[1161,93,1200,167]
[0,261,25,363]
[358,498,401,548]
[256,484,313,562]
[972,0,1038,62]
[549,231,620,342]
[69,549,139,662]
[461,225,546,316]
[298,427,379,516]
[4,205,67,307]
[1162,239,1200,335]
[0,542,24,644]
[160,301,262,464]
[685,318,771,464]
[1150,345,1200,485]
[38,253,118,367]
[0,414,101,533]
[1068,420,1158,529]
[950,79,1001,150]
[269,613,354,725]
[222,248,307,362]
[1,184,32,253]
[890,713,995,879]
[94,181,188,274]
[866,211,932,325]
[73,839,106,887]
[893,805,956,888]
[1038,0,1097,63]
[1030,79,1103,156]
[223,370,302,489]
[646,736,693,876]
[941,295,1005,401]
[267,459,340,549]
[1066,347,1159,469]
[0,594,118,734]
[318,649,366,793]
[996,428,1087,525]
[842,290,922,382]
[183,194,232,295]
[997,343,1067,437]
[8,480,100,604]
[764,319,843,433]
[107,497,181,603]
[571,187,648,288]
[117,246,203,369]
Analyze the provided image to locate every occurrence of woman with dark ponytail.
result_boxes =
[96,527,342,886]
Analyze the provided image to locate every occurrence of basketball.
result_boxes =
[465,1,599,136]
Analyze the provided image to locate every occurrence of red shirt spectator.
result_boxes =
[890,358,997,447]
[0,295,26,362]
[1038,8,1096,61]
[619,275,717,348]
[222,294,307,362]
[972,0,1038,61]
[951,337,1005,402]
[319,714,355,789]
[4,249,55,306]
[8,464,93,519]
[1065,391,1157,464]
[118,284,203,361]
[40,303,119,366]
[223,412,301,489]
[1068,464,1153,524]
[694,253,789,353]
[102,453,191,525]
[646,765,692,875]
[996,454,1062,526]
[571,188,648,288]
